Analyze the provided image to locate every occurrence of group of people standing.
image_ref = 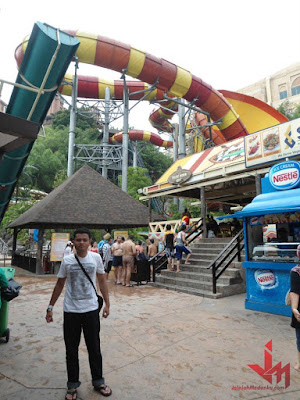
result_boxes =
[63,233,139,287]
[96,234,137,288]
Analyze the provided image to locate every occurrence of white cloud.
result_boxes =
[0,0,299,131]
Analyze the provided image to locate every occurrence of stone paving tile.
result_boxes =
[1,388,68,400]
[1,273,300,400]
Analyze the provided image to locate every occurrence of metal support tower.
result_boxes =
[121,70,129,192]
[67,58,78,177]
[102,86,111,178]
[178,101,186,159]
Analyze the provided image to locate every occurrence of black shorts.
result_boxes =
[112,256,122,267]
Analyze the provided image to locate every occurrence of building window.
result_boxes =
[291,76,300,96]
[279,90,287,99]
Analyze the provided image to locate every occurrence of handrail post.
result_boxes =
[212,263,217,294]
[152,258,156,282]
[237,234,241,262]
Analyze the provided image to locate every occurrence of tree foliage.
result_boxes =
[277,101,300,120]
[22,110,100,192]
[137,143,173,182]
[0,200,37,243]
[53,169,68,189]
[167,199,200,220]
[19,109,173,197]
[118,167,152,201]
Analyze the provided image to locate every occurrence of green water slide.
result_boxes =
[0,22,79,222]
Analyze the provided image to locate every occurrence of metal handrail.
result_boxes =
[149,249,168,282]
[186,219,203,243]
[207,229,244,294]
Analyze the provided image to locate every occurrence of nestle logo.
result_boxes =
[269,161,300,190]
[272,171,298,183]
[258,275,273,283]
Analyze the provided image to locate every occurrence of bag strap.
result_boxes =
[74,254,98,296]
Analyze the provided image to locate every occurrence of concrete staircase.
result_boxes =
[154,237,246,299]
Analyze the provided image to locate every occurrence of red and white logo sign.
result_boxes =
[269,161,300,190]
[272,168,299,186]
[255,270,276,287]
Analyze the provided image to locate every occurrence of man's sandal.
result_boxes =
[65,388,77,400]
[94,384,112,397]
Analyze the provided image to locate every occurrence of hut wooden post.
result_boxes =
[11,228,18,266]
[12,228,18,254]
[200,187,207,238]
[36,228,44,275]
[149,199,152,222]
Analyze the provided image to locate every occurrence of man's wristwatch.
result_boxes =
[47,305,54,312]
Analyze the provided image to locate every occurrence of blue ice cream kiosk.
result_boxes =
[233,160,300,316]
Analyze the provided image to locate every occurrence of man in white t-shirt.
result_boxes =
[46,227,112,399]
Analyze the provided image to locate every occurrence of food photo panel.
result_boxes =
[246,133,262,161]
[262,127,281,156]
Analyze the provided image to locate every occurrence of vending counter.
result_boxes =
[232,161,300,316]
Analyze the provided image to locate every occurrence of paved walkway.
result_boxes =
[0,267,299,399]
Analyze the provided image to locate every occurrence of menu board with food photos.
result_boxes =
[249,212,300,226]
[244,118,300,167]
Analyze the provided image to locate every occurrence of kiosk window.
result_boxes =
[247,218,299,262]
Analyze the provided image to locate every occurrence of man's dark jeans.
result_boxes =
[63,309,104,389]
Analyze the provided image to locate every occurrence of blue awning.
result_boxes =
[229,188,300,219]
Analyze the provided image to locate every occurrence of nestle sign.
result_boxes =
[269,161,300,190]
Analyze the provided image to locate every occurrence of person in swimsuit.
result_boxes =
[121,235,137,287]
[135,240,144,255]
[111,236,123,285]
[147,238,158,281]
[175,225,192,272]
[90,240,99,253]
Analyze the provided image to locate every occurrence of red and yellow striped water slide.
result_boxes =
[15,31,288,150]
[110,130,172,148]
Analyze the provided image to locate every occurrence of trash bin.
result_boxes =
[131,259,150,285]
[0,267,15,343]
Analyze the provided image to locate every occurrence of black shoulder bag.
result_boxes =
[74,254,104,311]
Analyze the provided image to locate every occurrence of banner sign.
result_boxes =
[113,231,128,240]
[244,118,300,168]
[50,233,70,262]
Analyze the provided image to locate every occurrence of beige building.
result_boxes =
[238,62,300,110]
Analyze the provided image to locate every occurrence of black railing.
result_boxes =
[186,219,203,244]
[207,229,244,294]
[12,253,37,273]
[149,251,168,282]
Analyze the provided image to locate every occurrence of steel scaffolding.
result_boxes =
[62,65,217,191]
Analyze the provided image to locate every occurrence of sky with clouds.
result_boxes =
[0,0,299,132]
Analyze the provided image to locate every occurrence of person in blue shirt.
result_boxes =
[98,233,111,257]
